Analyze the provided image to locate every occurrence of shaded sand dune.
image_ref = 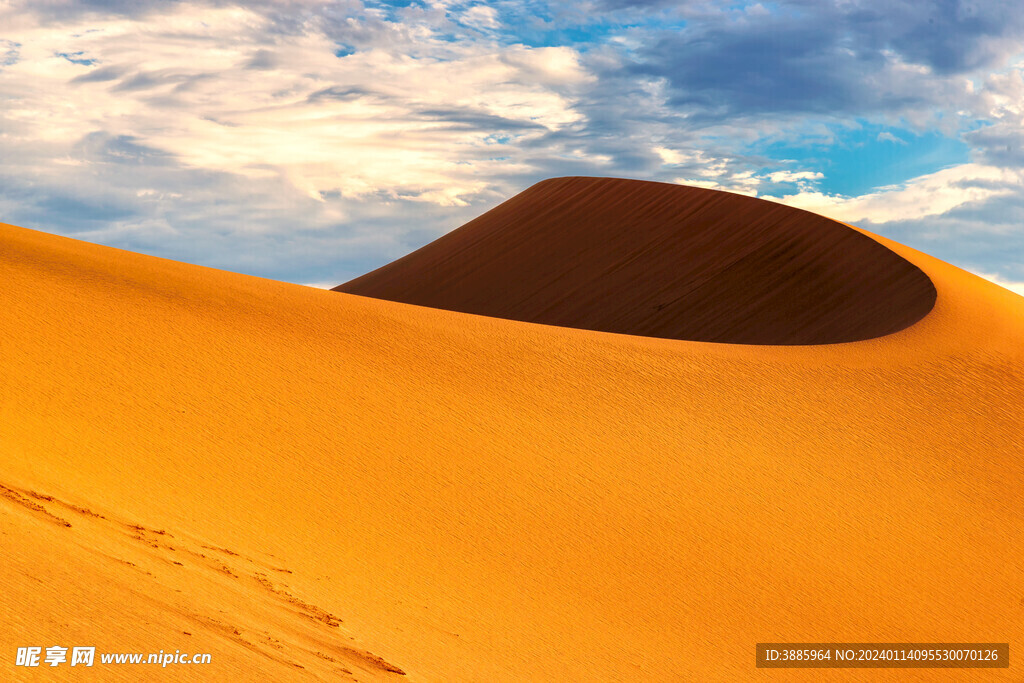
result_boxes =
[337,177,937,344]
[1,179,1023,680]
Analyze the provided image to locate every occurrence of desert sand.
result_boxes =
[1,177,1022,680]
[337,178,939,345]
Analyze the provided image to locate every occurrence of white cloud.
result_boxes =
[672,168,821,196]
[462,5,500,30]
[500,45,593,87]
[673,171,759,196]
[0,2,589,209]
[762,163,1024,224]
[654,146,688,165]
[876,131,907,145]
[764,170,823,184]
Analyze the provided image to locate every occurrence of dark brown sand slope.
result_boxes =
[336,177,937,344]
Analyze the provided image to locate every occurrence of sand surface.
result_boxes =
[338,177,937,344]
[1,179,1022,680]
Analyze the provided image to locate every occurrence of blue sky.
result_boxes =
[753,122,970,196]
[0,0,1023,293]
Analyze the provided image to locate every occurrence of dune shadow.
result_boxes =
[335,177,937,345]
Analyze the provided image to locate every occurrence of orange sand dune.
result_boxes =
[337,177,937,344]
[1,180,1023,681]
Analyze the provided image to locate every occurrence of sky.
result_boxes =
[1,0,1023,294]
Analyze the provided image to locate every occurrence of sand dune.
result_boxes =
[337,177,937,344]
[1,179,1022,680]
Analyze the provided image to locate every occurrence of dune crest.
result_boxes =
[336,177,937,344]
